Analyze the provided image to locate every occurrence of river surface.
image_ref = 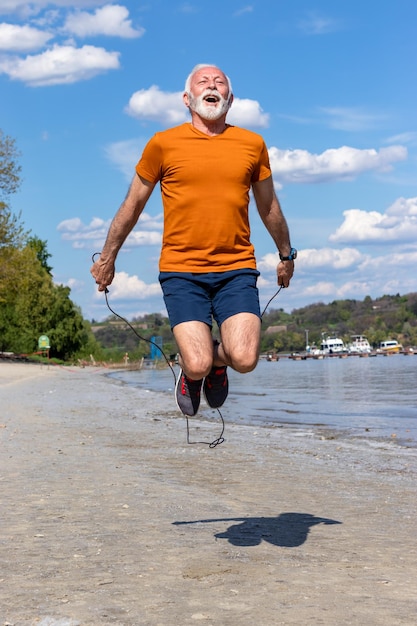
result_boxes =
[108,354,417,448]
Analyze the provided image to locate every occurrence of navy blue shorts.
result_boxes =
[159,269,261,329]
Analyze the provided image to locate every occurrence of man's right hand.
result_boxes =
[90,257,115,292]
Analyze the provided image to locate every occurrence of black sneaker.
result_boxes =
[203,366,229,408]
[175,369,202,416]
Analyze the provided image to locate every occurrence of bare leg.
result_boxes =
[173,321,214,380]
[215,312,261,373]
[173,314,259,414]
[174,313,260,378]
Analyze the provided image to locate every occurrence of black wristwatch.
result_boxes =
[279,247,297,261]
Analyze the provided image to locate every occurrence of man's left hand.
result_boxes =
[277,260,294,288]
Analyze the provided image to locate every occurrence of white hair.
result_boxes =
[184,64,233,95]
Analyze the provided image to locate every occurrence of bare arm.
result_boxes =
[90,174,155,291]
[252,176,294,288]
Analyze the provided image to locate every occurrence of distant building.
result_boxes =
[265,325,287,335]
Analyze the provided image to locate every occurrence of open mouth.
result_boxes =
[204,94,219,104]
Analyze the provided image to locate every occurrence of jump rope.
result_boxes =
[92,253,283,448]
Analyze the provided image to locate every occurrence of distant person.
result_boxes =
[91,64,296,417]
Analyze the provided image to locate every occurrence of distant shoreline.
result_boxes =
[105,357,417,451]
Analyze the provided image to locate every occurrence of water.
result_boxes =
[108,355,417,447]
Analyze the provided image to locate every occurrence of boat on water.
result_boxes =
[347,335,372,354]
[378,339,403,354]
[312,336,346,356]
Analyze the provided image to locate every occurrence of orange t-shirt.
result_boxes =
[136,123,271,272]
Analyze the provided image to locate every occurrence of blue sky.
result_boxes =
[1,0,417,322]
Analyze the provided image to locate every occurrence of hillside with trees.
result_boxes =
[261,293,417,354]
[91,292,417,360]
[90,313,177,363]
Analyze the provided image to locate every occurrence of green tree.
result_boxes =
[0,243,98,360]
[0,130,21,196]
[0,129,25,249]
[0,130,27,304]
[0,129,102,360]
[0,206,26,249]
[46,285,91,360]
[0,245,52,352]
[27,235,53,275]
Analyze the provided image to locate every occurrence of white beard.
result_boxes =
[188,89,231,120]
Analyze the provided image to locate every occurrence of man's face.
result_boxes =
[185,67,232,121]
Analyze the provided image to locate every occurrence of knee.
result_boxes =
[229,349,259,374]
[181,353,212,380]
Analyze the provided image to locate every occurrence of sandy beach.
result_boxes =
[1,362,416,626]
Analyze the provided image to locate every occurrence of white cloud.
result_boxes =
[320,106,386,132]
[126,86,188,125]
[125,86,270,128]
[227,97,269,127]
[258,247,364,273]
[0,43,120,86]
[135,212,164,231]
[298,248,417,304]
[298,12,342,35]
[280,106,387,132]
[256,242,417,314]
[330,197,417,244]
[336,280,374,298]
[0,1,103,14]
[361,249,417,271]
[64,4,144,39]
[299,247,365,270]
[104,138,147,180]
[257,198,417,313]
[126,230,162,246]
[386,196,417,217]
[0,23,53,51]
[0,5,142,87]
[178,3,198,15]
[268,145,407,184]
[303,281,338,297]
[300,279,374,302]
[58,216,111,250]
[66,277,84,290]
[95,271,162,301]
[58,216,85,232]
[30,9,61,28]
[58,214,162,249]
[233,6,254,17]
[257,252,280,272]
[384,132,417,146]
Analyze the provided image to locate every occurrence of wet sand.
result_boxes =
[1,362,416,625]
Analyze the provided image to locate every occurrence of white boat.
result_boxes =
[347,335,372,354]
[312,336,346,355]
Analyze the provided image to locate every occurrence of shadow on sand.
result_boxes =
[173,512,342,547]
